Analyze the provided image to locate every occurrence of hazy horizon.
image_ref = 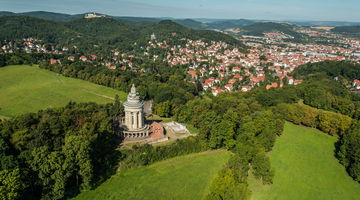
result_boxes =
[1,0,359,22]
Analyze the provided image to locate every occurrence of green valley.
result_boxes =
[249,122,360,200]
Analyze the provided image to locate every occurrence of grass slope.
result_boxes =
[73,150,231,200]
[249,122,360,200]
[0,65,126,118]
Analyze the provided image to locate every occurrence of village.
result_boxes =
[1,27,360,96]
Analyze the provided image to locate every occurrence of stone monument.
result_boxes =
[121,84,150,139]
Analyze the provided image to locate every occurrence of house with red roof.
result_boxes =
[212,88,222,96]
[188,70,198,80]
[225,84,233,91]
[241,86,250,92]
[232,67,241,73]
[228,78,237,84]
[266,82,278,90]
[353,80,360,89]
[90,55,97,60]
[50,58,60,65]
[67,56,75,61]
[80,56,87,62]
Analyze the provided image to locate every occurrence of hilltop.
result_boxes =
[0,11,83,21]
[239,22,304,38]
[0,15,247,52]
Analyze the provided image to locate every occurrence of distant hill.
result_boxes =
[239,22,304,37]
[65,17,139,39]
[0,16,77,43]
[1,11,359,30]
[0,11,83,21]
[140,20,247,48]
[173,19,208,30]
[292,21,360,27]
[332,26,360,38]
[0,11,16,16]
[207,19,257,30]
[0,16,247,51]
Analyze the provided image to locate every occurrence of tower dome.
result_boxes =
[124,84,143,108]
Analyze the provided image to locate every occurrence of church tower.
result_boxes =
[122,84,150,139]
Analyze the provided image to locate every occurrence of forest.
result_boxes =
[0,102,123,199]
[0,16,247,54]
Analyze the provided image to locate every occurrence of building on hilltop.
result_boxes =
[84,12,106,19]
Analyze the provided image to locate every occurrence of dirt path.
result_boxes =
[83,90,115,100]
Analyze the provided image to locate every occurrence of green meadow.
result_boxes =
[0,65,126,118]
[73,150,231,200]
[249,122,360,200]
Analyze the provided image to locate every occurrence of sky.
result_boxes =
[1,0,359,22]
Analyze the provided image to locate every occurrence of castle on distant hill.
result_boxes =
[84,12,106,19]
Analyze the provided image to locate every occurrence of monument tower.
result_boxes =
[122,84,150,139]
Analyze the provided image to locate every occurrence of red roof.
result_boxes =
[150,122,165,139]
[266,82,278,90]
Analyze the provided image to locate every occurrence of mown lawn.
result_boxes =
[73,150,231,200]
[0,65,126,118]
[249,122,360,200]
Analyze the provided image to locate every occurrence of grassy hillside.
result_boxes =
[73,150,231,200]
[249,122,360,200]
[0,65,126,118]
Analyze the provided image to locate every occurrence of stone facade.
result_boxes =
[121,84,150,139]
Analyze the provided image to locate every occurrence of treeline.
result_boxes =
[39,61,199,115]
[292,61,360,81]
[275,103,353,137]
[0,102,123,199]
[252,74,360,120]
[119,137,206,168]
[0,53,56,67]
[337,122,360,182]
[175,92,284,198]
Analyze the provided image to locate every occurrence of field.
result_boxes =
[73,150,231,200]
[0,65,126,118]
[249,122,360,200]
